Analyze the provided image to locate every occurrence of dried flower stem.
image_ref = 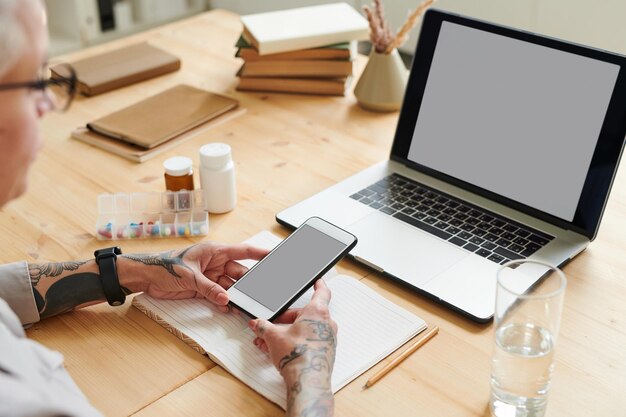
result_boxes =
[385,0,437,54]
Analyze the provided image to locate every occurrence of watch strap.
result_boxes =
[94,247,125,306]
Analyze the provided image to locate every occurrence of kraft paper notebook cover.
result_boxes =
[237,75,352,96]
[238,59,354,78]
[86,85,239,150]
[132,231,427,409]
[51,42,181,96]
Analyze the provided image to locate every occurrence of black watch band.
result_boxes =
[94,246,126,306]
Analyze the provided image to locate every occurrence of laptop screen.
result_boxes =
[392,10,626,239]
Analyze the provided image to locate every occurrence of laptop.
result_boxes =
[276,9,626,322]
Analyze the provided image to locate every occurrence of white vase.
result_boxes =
[354,49,409,112]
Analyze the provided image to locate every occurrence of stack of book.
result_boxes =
[235,3,369,96]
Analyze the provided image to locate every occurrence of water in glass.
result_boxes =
[491,322,555,417]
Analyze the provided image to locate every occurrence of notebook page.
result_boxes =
[133,231,426,409]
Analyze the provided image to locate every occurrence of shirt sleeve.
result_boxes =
[0,261,40,325]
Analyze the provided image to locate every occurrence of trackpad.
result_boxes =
[347,212,468,287]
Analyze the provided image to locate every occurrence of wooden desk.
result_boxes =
[1,9,623,416]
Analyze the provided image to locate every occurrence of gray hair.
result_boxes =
[0,0,27,79]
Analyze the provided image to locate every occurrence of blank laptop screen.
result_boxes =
[408,21,620,221]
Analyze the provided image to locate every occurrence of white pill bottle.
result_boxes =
[199,143,237,213]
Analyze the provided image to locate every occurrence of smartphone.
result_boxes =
[227,217,357,321]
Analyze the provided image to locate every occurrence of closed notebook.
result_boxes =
[238,59,354,78]
[235,37,357,61]
[86,85,238,149]
[241,3,369,55]
[237,75,352,96]
[51,42,181,96]
[132,231,427,409]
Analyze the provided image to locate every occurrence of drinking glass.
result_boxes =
[490,259,566,417]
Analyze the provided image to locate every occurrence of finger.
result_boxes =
[248,318,275,338]
[224,260,249,280]
[219,244,270,262]
[310,279,332,306]
[216,275,236,289]
[194,273,229,305]
[273,308,302,324]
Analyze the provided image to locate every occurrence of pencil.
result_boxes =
[363,325,439,389]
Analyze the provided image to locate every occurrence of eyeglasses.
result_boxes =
[0,63,77,112]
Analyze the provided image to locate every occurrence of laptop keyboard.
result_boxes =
[350,174,554,265]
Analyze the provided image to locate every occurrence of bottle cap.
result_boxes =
[199,143,232,169]
[163,156,193,177]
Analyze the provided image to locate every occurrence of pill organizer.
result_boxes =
[96,190,209,240]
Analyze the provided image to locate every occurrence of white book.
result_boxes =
[133,231,427,409]
[241,3,370,55]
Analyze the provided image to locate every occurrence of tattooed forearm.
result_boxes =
[284,346,335,417]
[122,246,194,278]
[28,261,87,285]
[33,272,106,320]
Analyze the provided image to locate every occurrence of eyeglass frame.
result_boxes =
[0,63,77,112]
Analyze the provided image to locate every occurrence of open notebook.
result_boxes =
[133,231,427,409]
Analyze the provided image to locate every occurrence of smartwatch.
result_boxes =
[94,246,125,306]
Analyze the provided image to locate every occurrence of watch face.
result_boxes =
[95,246,122,258]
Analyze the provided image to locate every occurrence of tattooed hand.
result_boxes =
[120,243,269,312]
[249,279,337,417]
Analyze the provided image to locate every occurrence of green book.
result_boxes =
[235,36,356,61]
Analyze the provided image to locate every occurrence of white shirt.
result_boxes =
[0,262,103,417]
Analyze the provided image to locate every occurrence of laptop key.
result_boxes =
[470,236,485,245]
[490,227,504,236]
[360,189,375,196]
[501,232,517,241]
[492,219,506,227]
[446,226,461,235]
[411,212,426,220]
[438,214,452,222]
[432,204,446,211]
[463,243,480,252]
[350,193,363,200]
[503,224,518,233]
[446,201,460,208]
[488,254,505,263]
[495,238,511,248]
[494,246,524,260]
[479,214,494,222]
[361,198,374,205]
[380,207,396,215]
[457,205,471,213]
[402,207,416,215]
[476,248,491,258]
[424,217,437,225]
[508,243,525,253]
[449,219,463,227]
[466,217,480,225]
[458,231,472,240]
[528,234,550,245]
[513,236,529,246]
[391,203,404,210]
[435,221,448,230]
[473,229,487,237]
[449,236,466,246]
[468,209,482,218]
[393,212,453,241]
[370,202,383,209]
[460,224,475,232]
[526,242,542,252]
[443,207,456,215]
[482,241,497,250]
[484,233,498,242]
[515,229,531,237]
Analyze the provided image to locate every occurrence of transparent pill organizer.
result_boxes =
[96,190,209,240]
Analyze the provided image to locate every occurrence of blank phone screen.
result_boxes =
[233,225,347,311]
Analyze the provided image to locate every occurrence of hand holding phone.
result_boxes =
[227,217,357,321]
